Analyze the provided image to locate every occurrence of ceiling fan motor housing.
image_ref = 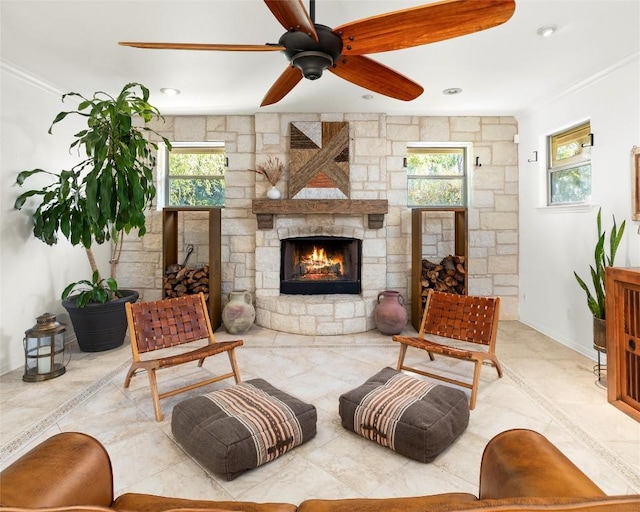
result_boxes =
[280,24,343,80]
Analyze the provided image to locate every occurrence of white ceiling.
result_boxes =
[2,0,639,116]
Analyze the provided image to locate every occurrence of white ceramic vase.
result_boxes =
[267,186,281,200]
[222,290,256,334]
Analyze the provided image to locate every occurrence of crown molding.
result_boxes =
[519,51,640,117]
[1,60,64,97]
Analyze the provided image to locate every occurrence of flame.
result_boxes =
[290,243,347,281]
[301,246,338,269]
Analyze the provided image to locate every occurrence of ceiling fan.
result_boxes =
[119,0,515,107]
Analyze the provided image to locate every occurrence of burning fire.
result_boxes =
[297,245,344,279]
[302,246,334,268]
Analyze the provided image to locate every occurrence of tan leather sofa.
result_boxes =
[1,429,638,512]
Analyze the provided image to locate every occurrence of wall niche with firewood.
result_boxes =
[162,207,222,329]
[411,208,468,330]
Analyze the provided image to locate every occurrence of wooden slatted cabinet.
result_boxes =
[605,267,640,421]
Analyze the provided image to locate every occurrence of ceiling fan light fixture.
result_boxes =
[536,25,557,37]
[160,87,181,96]
[291,51,333,80]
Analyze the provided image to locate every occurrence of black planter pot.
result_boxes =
[62,290,139,352]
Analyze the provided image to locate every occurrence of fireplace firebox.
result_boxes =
[280,236,361,295]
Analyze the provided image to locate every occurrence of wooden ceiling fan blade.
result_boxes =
[329,55,423,101]
[261,66,303,106]
[118,42,285,51]
[334,0,515,55]
[264,0,318,42]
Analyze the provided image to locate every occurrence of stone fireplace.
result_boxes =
[254,220,386,336]
[280,235,361,295]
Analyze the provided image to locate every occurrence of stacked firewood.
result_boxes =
[163,264,210,301]
[421,255,466,300]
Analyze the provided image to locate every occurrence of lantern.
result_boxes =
[23,313,66,382]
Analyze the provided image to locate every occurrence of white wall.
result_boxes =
[517,56,640,358]
[2,55,639,373]
[0,67,110,374]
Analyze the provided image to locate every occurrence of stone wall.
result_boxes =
[115,113,518,330]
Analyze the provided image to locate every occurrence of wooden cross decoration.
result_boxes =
[289,121,350,198]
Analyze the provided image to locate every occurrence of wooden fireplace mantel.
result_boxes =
[251,199,388,229]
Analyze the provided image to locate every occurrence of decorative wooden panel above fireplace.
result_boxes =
[289,121,349,199]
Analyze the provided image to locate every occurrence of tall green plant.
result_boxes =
[14,82,171,305]
[574,208,626,319]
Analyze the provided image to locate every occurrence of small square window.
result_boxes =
[548,122,591,205]
[406,146,467,207]
[158,143,226,207]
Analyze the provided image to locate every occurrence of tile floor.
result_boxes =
[1,320,639,504]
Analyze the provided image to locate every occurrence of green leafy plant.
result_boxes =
[574,208,626,319]
[61,270,118,308]
[14,82,171,306]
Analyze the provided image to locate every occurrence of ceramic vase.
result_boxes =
[267,186,281,200]
[374,290,407,335]
[222,290,256,334]
[593,316,606,351]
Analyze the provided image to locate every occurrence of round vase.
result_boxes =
[374,290,407,335]
[222,290,256,334]
[62,290,139,352]
[266,186,281,200]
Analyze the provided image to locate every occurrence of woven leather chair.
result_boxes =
[392,290,501,409]
[124,292,243,421]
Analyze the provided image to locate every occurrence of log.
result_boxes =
[419,255,466,299]
[442,255,457,275]
[163,264,210,300]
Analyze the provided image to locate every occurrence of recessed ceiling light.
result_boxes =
[442,88,462,95]
[362,94,374,100]
[536,25,557,37]
[160,87,181,96]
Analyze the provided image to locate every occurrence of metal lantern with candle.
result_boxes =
[23,313,66,382]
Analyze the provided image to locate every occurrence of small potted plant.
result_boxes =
[254,156,285,199]
[574,207,626,351]
[15,82,171,352]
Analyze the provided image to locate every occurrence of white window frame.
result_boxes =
[157,141,226,209]
[547,121,592,206]
[406,142,471,208]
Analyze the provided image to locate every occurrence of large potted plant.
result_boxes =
[15,82,170,352]
[574,207,626,351]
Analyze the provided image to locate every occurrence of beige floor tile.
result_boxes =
[1,320,638,501]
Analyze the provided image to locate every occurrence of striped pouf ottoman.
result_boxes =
[172,379,316,480]
[339,367,469,462]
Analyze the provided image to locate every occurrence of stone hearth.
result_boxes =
[255,223,385,335]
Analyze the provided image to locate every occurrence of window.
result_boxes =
[158,142,226,207]
[548,122,592,205]
[406,145,468,207]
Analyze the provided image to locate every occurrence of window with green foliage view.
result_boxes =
[548,121,591,205]
[406,146,467,207]
[161,144,226,207]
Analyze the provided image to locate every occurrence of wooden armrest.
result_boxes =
[156,339,243,368]
[393,335,474,359]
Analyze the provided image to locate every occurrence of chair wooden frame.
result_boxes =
[393,290,502,409]
[124,292,242,421]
